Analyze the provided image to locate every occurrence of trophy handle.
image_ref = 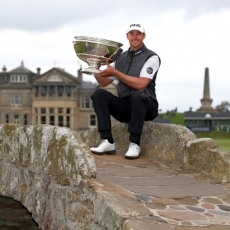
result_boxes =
[104,48,123,63]
[110,48,123,63]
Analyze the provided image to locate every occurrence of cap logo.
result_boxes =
[130,24,141,28]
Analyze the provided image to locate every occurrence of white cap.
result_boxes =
[126,24,145,33]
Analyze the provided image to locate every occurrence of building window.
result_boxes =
[58,86,63,97]
[66,108,71,127]
[48,74,62,82]
[41,108,46,114]
[58,116,63,127]
[6,114,9,123]
[41,86,47,97]
[66,108,71,114]
[90,114,96,126]
[35,86,39,97]
[58,107,64,126]
[50,116,55,125]
[49,108,55,114]
[49,86,56,96]
[66,86,72,97]
[41,108,46,124]
[24,114,28,125]
[10,75,27,83]
[81,96,93,110]
[49,107,55,125]
[58,107,64,114]
[14,114,20,124]
[11,94,22,106]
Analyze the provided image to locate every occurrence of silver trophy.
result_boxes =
[73,36,123,75]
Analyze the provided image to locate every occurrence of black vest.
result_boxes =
[115,44,160,100]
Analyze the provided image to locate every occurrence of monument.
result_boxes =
[196,67,215,113]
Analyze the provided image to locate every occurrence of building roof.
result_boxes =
[153,118,171,124]
[80,81,98,89]
[184,112,230,119]
[8,61,35,74]
[33,67,79,84]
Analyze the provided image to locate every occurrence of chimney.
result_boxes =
[2,66,7,72]
[37,67,41,75]
[77,65,83,82]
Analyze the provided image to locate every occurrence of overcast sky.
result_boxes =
[1,0,230,112]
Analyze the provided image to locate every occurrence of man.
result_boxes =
[90,23,161,159]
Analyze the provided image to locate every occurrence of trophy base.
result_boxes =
[81,67,101,75]
[81,58,101,75]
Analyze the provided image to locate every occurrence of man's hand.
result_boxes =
[93,58,115,87]
[96,58,151,91]
[96,59,117,78]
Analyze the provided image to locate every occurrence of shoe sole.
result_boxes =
[91,150,116,155]
[125,155,140,159]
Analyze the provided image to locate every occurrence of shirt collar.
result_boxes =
[128,44,147,56]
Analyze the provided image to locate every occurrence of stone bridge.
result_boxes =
[0,122,230,229]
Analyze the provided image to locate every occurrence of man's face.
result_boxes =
[127,30,146,51]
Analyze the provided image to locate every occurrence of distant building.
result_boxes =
[153,117,171,124]
[0,62,117,130]
[185,112,230,132]
[184,67,230,132]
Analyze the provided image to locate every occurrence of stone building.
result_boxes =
[0,62,117,130]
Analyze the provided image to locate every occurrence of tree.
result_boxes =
[215,101,230,112]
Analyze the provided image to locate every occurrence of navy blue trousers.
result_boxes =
[90,89,158,143]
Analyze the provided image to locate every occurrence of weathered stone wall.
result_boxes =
[0,124,99,229]
[0,122,230,229]
[82,121,230,182]
[185,138,230,182]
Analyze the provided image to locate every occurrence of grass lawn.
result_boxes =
[158,113,184,125]
[195,132,230,152]
[170,113,184,125]
[212,139,230,151]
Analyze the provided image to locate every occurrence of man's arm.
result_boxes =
[99,66,151,91]
[94,74,114,87]
[97,55,159,90]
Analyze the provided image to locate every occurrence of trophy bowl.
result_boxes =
[73,36,123,75]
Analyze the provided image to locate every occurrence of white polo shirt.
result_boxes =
[109,55,160,80]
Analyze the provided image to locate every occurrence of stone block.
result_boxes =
[185,138,230,182]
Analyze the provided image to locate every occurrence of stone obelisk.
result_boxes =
[197,67,215,113]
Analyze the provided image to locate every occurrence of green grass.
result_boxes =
[195,132,230,139]
[213,139,230,151]
[158,113,184,125]
[195,132,230,151]
[170,113,184,125]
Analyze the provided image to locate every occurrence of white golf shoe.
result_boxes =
[90,139,116,155]
[125,143,140,159]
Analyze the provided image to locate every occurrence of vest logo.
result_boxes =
[146,67,153,74]
[134,50,142,55]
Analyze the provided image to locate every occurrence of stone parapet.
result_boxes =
[0,124,98,229]
[0,122,230,229]
[185,138,230,182]
[82,121,230,182]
